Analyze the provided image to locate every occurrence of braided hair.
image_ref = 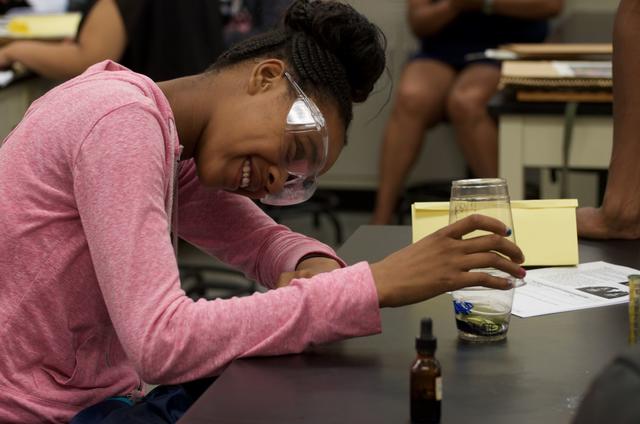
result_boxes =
[209,0,386,129]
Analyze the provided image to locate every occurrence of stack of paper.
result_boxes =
[500,60,612,103]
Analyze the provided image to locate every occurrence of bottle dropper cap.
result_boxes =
[416,317,437,354]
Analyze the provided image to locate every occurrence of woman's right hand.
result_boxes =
[370,214,526,308]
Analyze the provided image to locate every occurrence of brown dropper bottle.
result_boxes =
[410,317,442,423]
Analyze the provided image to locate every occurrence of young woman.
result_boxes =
[0,1,525,422]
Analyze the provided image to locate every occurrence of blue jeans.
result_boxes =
[70,378,215,424]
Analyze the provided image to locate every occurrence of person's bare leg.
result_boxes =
[446,63,501,178]
[371,60,456,225]
[577,0,640,239]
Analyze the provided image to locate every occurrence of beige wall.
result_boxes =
[565,0,619,12]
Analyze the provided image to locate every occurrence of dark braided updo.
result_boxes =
[210,0,386,129]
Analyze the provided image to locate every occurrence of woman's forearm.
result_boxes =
[2,41,94,80]
[408,0,460,38]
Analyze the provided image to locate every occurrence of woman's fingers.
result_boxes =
[457,270,514,290]
[442,214,510,240]
[461,233,525,263]
[372,213,526,307]
[461,252,525,279]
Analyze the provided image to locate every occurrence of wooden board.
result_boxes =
[501,43,612,59]
[516,90,613,103]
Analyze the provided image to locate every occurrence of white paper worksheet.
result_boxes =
[512,261,639,318]
[0,70,15,88]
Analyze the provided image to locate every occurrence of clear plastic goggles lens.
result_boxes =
[260,72,328,206]
[284,128,326,174]
[287,99,317,126]
[261,175,317,206]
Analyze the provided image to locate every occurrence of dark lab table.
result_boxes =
[179,226,640,424]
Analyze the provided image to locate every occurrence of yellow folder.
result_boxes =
[6,13,81,39]
[411,199,579,266]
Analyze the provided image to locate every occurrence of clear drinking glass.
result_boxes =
[449,178,523,342]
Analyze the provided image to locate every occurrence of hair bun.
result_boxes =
[285,0,313,33]
[284,0,386,103]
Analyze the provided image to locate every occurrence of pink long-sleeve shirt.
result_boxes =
[0,61,381,423]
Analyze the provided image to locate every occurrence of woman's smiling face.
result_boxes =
[193,60,345,201]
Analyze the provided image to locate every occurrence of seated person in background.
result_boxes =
[577,0,640,240]
[222,0,294,48]
[371,0,563,225]
[0,1,525,422]
[0,0,225,81]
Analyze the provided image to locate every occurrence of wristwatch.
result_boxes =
[483,0,494,15]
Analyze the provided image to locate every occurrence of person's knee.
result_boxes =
[394,81,442,122]
[446,87,489,123]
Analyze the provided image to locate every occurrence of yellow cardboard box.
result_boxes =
[411,199,579,266]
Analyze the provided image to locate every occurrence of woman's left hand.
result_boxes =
[276,257,342,288]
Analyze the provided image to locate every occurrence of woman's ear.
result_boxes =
[247,59,286,95]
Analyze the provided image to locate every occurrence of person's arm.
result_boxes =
[0,0,126,79]
[577,0,640,239]
[176,160,344,290]
[408,0,460,38]
[450,0,564,19]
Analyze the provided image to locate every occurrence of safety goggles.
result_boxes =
[260,72,329,206]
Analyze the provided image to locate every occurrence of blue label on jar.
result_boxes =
[453,300,473,315]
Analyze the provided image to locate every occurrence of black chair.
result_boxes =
[178,240,257,300]
[395,180,454,225]
[179,190,344,300]
[180,263,257,300]
[260,189,344,246]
